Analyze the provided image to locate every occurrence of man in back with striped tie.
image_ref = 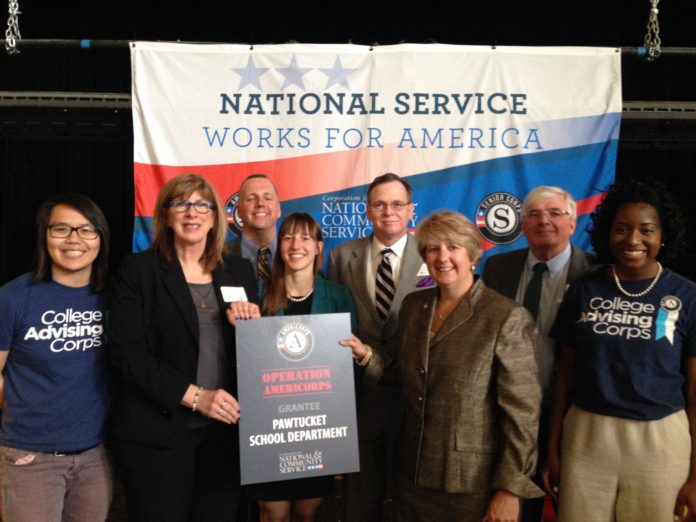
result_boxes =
[228,174,282,296]
[328,173,430,522]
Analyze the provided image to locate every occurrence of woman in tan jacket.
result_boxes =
[344,210,543,522]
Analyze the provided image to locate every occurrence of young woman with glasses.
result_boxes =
[0,193,113,521]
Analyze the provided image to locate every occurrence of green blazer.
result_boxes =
[276,275,357,332]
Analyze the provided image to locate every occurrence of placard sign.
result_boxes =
[236,313,359,485]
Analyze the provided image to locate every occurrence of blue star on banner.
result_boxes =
[318,56,359,89]
[231,56,269,90]
[276,55,312,90]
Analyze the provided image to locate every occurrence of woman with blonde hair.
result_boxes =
[344,210,543,522]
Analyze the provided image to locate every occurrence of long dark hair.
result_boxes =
[263,213,324,316]
[590,177,687,264]
[33,193,110,291]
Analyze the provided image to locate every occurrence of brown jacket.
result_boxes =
[395,279,544,498]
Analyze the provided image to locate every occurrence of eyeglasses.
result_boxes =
[369,201,412,212]
[48,224,99,240]
[167,200,216,213]
[524,209,570,220]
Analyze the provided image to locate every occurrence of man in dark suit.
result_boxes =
[327,173,430,522]
[228,174,281,289]
[482,185,595,522]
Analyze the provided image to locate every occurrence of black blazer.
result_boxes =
[482,245,595,299]
[108,250,257,449]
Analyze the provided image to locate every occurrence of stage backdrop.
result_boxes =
[131,43,621,264]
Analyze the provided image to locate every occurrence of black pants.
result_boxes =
[112,425,241,522]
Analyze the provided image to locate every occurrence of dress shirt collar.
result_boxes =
[371,233,408,260]
[525,243,571,277]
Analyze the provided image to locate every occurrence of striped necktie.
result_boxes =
[257,246,272,283]
[375,248,395,322]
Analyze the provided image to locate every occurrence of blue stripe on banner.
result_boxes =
[132,139,617,267]
[281,140,617,270]
[132,216,154,252]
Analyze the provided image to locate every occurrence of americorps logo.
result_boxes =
[277,322,314,362]
[475,192,522,244]
[657,295,682,344]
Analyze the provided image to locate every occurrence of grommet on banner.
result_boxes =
[249,44,254,51]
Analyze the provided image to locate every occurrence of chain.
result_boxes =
[643,0,661,61]
[4,0,22,54]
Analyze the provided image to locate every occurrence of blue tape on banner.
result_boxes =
[80,39,91,49]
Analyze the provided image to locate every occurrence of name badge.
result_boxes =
[221,286,248,302]
[417,263,430,277]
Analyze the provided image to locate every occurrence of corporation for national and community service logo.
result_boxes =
[278,450,324,474]
[475,192,523,244]
[225,192,243,236]
[277,322,314,361]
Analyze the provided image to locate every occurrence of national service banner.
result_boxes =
[131,43,621,263]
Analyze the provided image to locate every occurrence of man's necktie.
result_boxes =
[523,262,548,321]
[257,246,272,283]
[375,248,395,322]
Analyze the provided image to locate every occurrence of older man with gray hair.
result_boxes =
[482,185,595,522]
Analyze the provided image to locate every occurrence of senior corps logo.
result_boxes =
[225,192,243,236]
[475,192,522,245]
[277,322,314,361]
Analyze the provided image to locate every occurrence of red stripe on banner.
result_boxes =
[479,192,605,252]
[575,192,605,216]
[134,146,397,215]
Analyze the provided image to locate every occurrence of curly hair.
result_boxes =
[590,177,687,264]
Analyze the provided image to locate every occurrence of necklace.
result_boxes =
[189,283,214,309]
[611,262,663,298]
[287,288,314,302]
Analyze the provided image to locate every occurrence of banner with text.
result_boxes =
[131,43,621,262]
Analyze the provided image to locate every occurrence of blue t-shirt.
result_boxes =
[0,273,111,452]
[552,268,696,421]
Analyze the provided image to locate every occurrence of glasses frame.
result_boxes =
[524,209,570,220]
[47,224,100,240]
[369,200,412,212]
[167,200,216,214]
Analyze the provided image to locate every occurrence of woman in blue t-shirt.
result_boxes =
[0,193,112,521]
[543,178,696,522]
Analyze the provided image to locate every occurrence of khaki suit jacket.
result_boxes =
[395,279,544,498]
